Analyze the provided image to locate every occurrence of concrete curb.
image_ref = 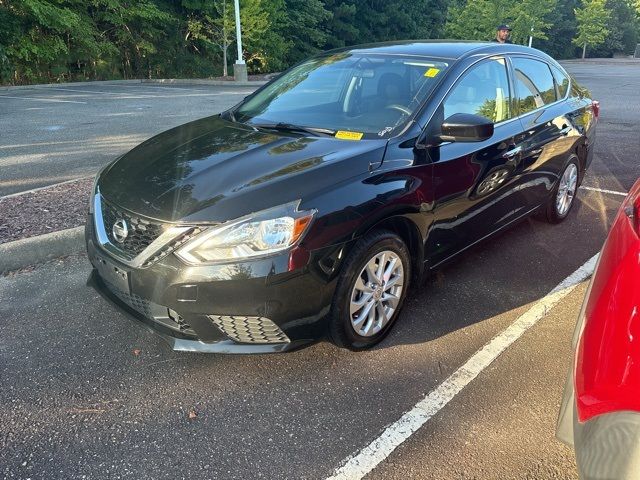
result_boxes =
[0,79,141,91]
[142,78,267,87]
[560,58,639,65]
[0,78,267,91]
[0,226,85,274]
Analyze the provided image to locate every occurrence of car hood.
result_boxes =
[99,115,387,223]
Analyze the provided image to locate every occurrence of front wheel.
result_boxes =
[543,158,580,223]
[329,230,411,350]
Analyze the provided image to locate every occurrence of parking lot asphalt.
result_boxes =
[0,196,614,480]
[0,83,255,196]
[1,60,639,479]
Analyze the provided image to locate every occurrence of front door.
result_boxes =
[424,57,528,266]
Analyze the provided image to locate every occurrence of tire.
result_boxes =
[543,157,580,224]
[328,230,411,350]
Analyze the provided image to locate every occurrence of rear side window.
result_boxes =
[550,65,570,98]
[512,58,557,115]
[443,58,511,123]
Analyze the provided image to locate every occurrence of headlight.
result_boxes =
[175,201,316,264]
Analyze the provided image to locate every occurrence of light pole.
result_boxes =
[233,0,247,82]
[528,27,533,48]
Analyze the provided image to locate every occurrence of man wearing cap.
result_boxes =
[493,24,513,44]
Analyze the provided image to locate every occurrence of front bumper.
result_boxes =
[85,217,339,353]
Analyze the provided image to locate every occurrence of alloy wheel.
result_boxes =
[556,163,578,217]
[349,250,405,337]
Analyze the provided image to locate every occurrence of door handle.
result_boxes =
[560,126,572,136]
[503,146,522,159]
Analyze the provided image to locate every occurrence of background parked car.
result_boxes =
[557,178,640,479]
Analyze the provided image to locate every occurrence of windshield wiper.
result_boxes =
[251,122,336,137]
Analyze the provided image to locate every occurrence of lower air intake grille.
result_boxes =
[208,315,290,344]
[103,279,153,319]
[101,279,196,336]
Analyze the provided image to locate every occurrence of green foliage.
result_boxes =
[96,0,177,79]
[508,0,556,44]
[1,0,638,85]
[536,0,580,58]
[322,1,359,48]
[277,0,331,66]
[574,0,611,57]
[445,0,556,44]
[589,0,638,56]
[446,0,511,41]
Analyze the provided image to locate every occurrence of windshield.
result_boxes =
[235,53,450,139]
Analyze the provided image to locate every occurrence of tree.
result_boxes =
[241,0,285,73]
[91,0,176,79]
[184,0,271,76]
[0,0,104,83]
[322,0,359,48]
[508,0,556,45]
[276,0,331,66]
[354,0,447,41]
[446,0,555,45]
[208,0,235,77]
[536,0,580,58]
[183,0,232,76]
[574,0,611,58]
[589,0,638,57]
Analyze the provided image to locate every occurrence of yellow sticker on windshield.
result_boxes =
[424,68,440,78]
[335,131,364,141]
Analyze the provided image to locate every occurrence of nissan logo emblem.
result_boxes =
[112,219,129,243]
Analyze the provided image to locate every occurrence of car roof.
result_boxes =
[324,40,552,63]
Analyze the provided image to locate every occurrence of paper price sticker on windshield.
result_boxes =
[424,68,440,78]
[335,131,364,141]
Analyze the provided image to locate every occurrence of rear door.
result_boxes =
[509,56,579,207]
[424,57,528,265]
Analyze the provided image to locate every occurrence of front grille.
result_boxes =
[208,315,290,344]
[101,197,165,259]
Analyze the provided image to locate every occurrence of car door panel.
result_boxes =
[419,57,530,266]
[425,120,527,266]
[510,56,584,208]
[516,104,581,207]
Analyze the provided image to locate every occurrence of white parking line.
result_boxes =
[0,95,87,104]
[40,87,127,96]
[102,92,247,99]
[0,140,84,149]
[579,185,627,197]
[39,86,222,96]
[327,254,599,480]
[118,84,212,92]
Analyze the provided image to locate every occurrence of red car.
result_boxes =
[558,178,640,478]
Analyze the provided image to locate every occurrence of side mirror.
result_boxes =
[439,113,494,143]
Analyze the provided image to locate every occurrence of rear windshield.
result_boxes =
[235,53,450,138]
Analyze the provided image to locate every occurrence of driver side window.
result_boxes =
[443,59,512,123]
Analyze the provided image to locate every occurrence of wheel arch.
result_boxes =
[361,215,425,288]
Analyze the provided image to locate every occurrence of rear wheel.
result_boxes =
[329,230,410,350]
[543,158,579,223]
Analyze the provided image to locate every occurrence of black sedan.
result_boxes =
[86,41,598,353]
